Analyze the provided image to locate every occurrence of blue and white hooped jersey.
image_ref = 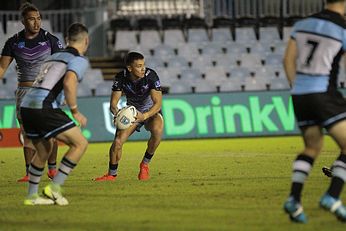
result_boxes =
[290,9,346,95]
[20,47,89,109]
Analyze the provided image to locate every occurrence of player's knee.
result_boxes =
[151,125,163,136]
[79,137,88,152]
[72,136,88,153]
[114,138,124,148]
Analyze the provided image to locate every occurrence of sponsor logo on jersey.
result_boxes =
[18,42,25,48]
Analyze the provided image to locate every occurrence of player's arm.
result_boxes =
[283,38,297,88]
[110,90,122,115]
[141,89,162,121]
[63,71,87,127]
[0,56,13,79]
[48,32,64,53]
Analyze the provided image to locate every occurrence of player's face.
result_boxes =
[128,59,146,78]
[22,11,41,35]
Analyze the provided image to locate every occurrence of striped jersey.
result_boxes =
[1,28,63,82]
[21,47,89,109]
[290,9,346,95]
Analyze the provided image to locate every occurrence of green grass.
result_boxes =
[0,136,345,231]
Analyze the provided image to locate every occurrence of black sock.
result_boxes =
[108,163,118,176]
[25,164,29,175]
[48,162,56,170]
[142,151,154,164]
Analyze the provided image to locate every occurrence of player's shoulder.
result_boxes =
[308,10,346,29]
[5,30,24,44]
[145,67,159,78]
[41,29,64,48]
[42,29,59,41]
[115,69,127,79]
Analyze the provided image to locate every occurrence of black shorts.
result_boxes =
[20,108,76,139]
[292,91,346,129]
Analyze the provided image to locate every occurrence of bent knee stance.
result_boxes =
[71,137,88,153]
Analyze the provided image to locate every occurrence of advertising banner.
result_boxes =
[0,90,308,145]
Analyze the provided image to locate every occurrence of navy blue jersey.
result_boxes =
[112,68,161,112]
[21,47,89,109]
[290,9,346,95]
[1,28,63,82]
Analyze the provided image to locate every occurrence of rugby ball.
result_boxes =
[115,106,137,130]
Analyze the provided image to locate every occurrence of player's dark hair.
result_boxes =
[20,2,39,18]
[66,23,88,42]
[326,0,345,3]
[125,52,144,66]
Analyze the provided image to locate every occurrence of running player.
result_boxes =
[95,52,163,181]
[20,22,89,205]
[0,3,63,182]
[283,0,346,223]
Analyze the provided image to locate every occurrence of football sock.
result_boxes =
[327,153,346,198]
[28,164,44,196]
[142,151,154,164]
[48,162,56,170]
[25,164,29,175]
[53,157,76,186]
[290,154,314,202]
[108,163,118,176]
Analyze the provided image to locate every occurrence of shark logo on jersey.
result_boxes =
[18,42,25,48]
[154,80,161,88]
[57,41,63,49]
[39,42,47,46]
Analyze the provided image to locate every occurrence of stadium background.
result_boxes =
[0,0,338,145]
[1,2,346,231]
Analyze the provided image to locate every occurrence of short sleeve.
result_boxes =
[67,56,90,82]
[148,69,161,91]
[48,34,64,53]
[1,37,14,57]
[290,25,297,40]
[112,73,123,91]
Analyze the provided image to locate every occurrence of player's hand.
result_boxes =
[72,111,87,127]
[134,111,145,122]
[112,109,121,125]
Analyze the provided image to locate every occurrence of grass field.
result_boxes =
[0,136,345,231]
